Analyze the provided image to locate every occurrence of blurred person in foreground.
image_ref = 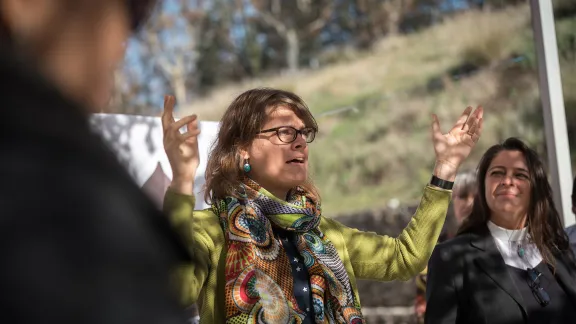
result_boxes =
[160,88,484,323]
[565,176,576,256]
[425,138,576,324]
[415,170,477,323]
[0,1,191,323]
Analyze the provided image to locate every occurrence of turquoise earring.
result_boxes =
[243,160,251,173]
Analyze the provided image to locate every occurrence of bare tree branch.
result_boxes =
[305,2,334,36]
[252,0,335,71]
[258,10,289,36]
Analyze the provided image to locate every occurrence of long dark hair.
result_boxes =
[458,137,571,269]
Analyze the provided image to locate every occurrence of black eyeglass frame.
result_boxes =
[256,126,317,144]
[527,268,551,307]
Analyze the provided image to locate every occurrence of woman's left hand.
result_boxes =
[431,106,484,181]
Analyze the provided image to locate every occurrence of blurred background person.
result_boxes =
[0,0,191,323]
[415,169,477,324]
[452,170,477,228]
[425,137,576,324]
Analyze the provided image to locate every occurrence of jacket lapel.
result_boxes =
[470,226,527,318]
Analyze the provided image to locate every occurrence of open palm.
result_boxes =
[161,95,201,183]
[431,106,484,174]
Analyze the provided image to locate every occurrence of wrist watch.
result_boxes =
[430,175,454,190]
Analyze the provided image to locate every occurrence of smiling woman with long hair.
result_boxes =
[0,1,191,323]
[425,137,576,324]
[161,88,484,323]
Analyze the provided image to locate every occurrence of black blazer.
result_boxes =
[425,224,576,324]
[0,48,190,323]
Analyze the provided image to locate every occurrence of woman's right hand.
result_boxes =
[161,95,201,195]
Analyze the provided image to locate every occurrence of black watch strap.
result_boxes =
[430,175,454,190]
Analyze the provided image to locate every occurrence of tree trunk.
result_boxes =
[286,28,299,73]
[383,0,402,36]
[171,56,188,106]
[172,73,187,107]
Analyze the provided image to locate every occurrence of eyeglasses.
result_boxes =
[257,126,316,144]
[527,268,550,307]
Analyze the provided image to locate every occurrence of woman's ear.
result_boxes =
[237,143,250,161]
[237,147,251,173]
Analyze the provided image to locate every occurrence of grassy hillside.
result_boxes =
[181,4,576,216]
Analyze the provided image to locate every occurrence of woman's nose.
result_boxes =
[500,174,514,185]
[292,135,307,149]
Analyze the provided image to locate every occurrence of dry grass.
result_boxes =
[432,6,530,65]
[181,5,530,119]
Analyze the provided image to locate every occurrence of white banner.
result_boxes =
[90,113,219,210]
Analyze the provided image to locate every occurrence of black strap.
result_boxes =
[430,175,454,190]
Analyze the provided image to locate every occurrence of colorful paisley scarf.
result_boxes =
[212,178,364,324]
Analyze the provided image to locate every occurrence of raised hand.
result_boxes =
[431,106,484,181]
[161,95,201,195]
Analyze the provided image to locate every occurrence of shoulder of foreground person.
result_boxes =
[0,145,189,324]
